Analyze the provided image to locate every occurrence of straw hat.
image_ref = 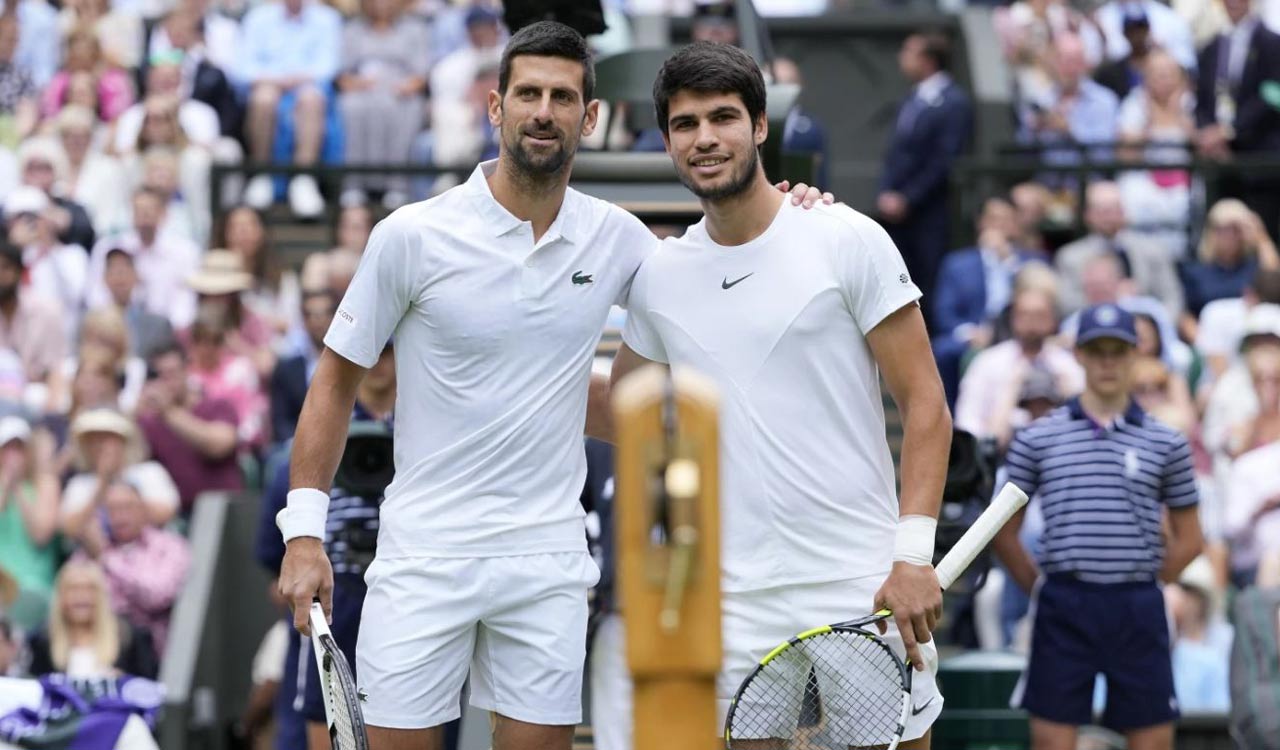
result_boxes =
[187,250,254,296]
[70,408,147,468]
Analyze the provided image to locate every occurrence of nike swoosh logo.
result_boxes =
[721,273,753,290]
[911,697,936,716]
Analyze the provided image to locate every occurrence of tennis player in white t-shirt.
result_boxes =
[274,22,828,750]
[610,42,954,748]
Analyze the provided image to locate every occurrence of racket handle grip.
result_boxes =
[934,482,1029,591]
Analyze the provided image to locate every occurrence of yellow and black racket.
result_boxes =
[723,482,1028,750]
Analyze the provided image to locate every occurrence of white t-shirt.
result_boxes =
[324,160,655,558]
[113,100,221,152]
[60,462,181,520]
[622,199,921,593]
[1196,297,1248,361]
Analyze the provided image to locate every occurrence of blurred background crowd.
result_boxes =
[0,0,1275,746]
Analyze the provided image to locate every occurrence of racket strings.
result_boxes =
[729,630,908,749]
[321,640,367,750]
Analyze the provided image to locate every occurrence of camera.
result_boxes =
[334,420,395,498]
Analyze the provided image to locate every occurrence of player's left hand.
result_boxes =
[873,561,942,671]
[775,180,835,208]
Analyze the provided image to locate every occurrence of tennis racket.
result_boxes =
[723,481,1029,750]
[310,602,370,750]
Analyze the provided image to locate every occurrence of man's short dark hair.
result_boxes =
[146,339,186,366]
[915,29,953,73]
[498,21,595,101]
[653,41,766,136]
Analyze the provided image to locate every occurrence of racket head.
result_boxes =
[724,625,911,750]
[308,607,370,750]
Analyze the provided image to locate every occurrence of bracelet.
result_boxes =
[892,515,937,566]
[276,488,330,542]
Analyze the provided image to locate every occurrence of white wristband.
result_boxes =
[277,488,330,543]
[892,515,937,566]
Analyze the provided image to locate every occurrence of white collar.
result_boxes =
[916,72,951,105]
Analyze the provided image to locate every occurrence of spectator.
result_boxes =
[57,0,143,71]
[1195,268,1280,384]
[115,57,222,153]
[0,615,16,676]
[1018,34,1120,175]
[1011,181,1053,253]
[25,558,158,678]
[186,250,276,377]
[932,197,1043,404]
[142,12,242,141]
[146,0,241,78]
[135,341,242,513]
[135,146,205,248]
[4,186,87,339]
[336,0,430,209]
[100,247,176,359]
[325,247,360,298]
[238,0,343,218]
[69,479,189,654]
[1093,7,1153,101]
[994,0,1104,106]
[0,416,59,632]
[335,201,373,254]
[0,14,38,150]
[7,0,58,90]
[429,6,503,136]
[1131,354,1196,433]
[1201,303,1280,460]
[86,187,201,330]
[40,26,134,123]
[1226,336,1280,455]
[59,407,179,538]
[67,343,124,417]
[221,205,294,339]
[954,286,1085,441]
[1096,0,1197,70]
[183,311,268,448]
[1195,0,1280,240]
[55,105,130,237]
[1223,416,1280,585]
[1115,49,1195,260]
[877,29,973,322]
[1055,181,1184,317]
[65,306,148,412]
[269,290,333,444]
[14,137,96,254]
[1164,562,1233,712]
[1183,199,1280,326]
[771,57,830,189]
[0,239,66,403]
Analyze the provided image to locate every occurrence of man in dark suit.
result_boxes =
[877,30,973,324]
[931,196,1043,406]
[268,289,335,445]
[1195,0,1280,239]
[1094,8,1153,101]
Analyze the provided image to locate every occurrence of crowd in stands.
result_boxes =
[0,0,1276,745]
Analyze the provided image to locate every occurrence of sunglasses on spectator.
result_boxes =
[1132,380,1168,395]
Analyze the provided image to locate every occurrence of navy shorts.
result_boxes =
[302,574,367,723]
[1017,574,1179,731]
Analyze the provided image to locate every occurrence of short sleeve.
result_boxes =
[620,264,668,364]
[608,209,659,309]
[1002,427,1042,500]
[830,206,922,333]
[128,462,180,511]
[1160,434,1199,509]
[325,215,421,368]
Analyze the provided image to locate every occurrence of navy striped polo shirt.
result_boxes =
[1003,396,1199,584]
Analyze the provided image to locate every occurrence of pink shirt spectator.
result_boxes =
[73,526,190,654]
[189,353,267,447]
[40,68,134,121]
[954,339,1085,437]
[137,395,243,512]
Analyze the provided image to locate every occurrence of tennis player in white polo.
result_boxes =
[276,22,828,750]
[609,43,954,748]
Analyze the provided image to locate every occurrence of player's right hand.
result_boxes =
[280,537,333,636]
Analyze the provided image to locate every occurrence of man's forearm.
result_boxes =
[1160,514,1205,583]
[290,372,360,494]
[164,407,237,459]
[896,394,951,520]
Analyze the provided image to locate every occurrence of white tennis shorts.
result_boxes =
[719,576,944,743]
[356,551,600,729]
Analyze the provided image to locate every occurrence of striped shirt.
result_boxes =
[1003,397,1198,584]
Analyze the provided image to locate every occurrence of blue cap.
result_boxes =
[465,6,500,27]
[1077,304,1138,346]
[1122,7,1149,27]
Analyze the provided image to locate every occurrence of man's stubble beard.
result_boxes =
[678,145,759,201]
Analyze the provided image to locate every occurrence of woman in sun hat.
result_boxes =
[184,249,276,380]
[58,407,178,539]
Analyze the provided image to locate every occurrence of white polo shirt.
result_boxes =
[324,161,655,558]
[623,198,921,593]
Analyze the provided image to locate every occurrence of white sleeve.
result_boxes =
[1194,303,1232,356]
[324,215,422,368]
[127,462,180,512]
[831,207,923,333]
[619,263,668,363]
[610,210,659,309]
[1116,93,1146,137]
[59,475,94,520]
